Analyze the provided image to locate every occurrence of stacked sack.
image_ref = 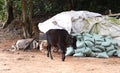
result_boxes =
[65,32,120,58]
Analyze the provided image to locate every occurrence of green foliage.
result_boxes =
[1,0,120,20]
[32,0,68,17]
[0,0,6,20]
[13,0,22,15]
[32,0,120,17]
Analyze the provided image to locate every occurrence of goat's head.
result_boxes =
[66,35,77,49]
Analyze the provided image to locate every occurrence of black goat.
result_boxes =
[46,29,76,61]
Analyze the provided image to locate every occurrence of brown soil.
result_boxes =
[0,25,120,73]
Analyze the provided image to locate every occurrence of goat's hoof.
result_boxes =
[62,58,65,61]
[51,57,53,60]
[47,54,49,57]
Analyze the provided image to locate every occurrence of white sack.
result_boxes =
[38,11,72,33]
[38,10,120,47]
[38,10,101,33]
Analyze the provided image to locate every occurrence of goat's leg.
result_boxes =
[61,48,66,61]
[61,49,66,61]
[47,45,53,59]
[47,45,50,57]
[58,44,66,61]
[49,49,53,60]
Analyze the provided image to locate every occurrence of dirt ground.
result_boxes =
[0,25,120,73]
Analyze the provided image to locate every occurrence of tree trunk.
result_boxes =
[3,0,14,28]
[67,0,74,10]
[67,0,71,10]
[29,0,33,36]
[29,0,32,21]
[21,0,32,38]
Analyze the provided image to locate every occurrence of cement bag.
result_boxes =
[111,40,117,45]
[106,39,117,45]
[93,34,104,41]
[95,45,105,51]
[106,45,115,52]
[77,35,82,40]
[95,40,102,45]
[76,41,85,48]
[101,41,111,47]
[116,49,120,57]
[75,48,85,53]
[65,47,74,56]
[82,32,92,38]
[107,49,116,56]
[83,47,92,56]
[90,52,97,57]
[114,46,120,50]
[114,37,120,47]
[84,36,94,43]
[73,52,84,57]
[84,41,94,47]
[96,52,109,58]
[91,47,102,52]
